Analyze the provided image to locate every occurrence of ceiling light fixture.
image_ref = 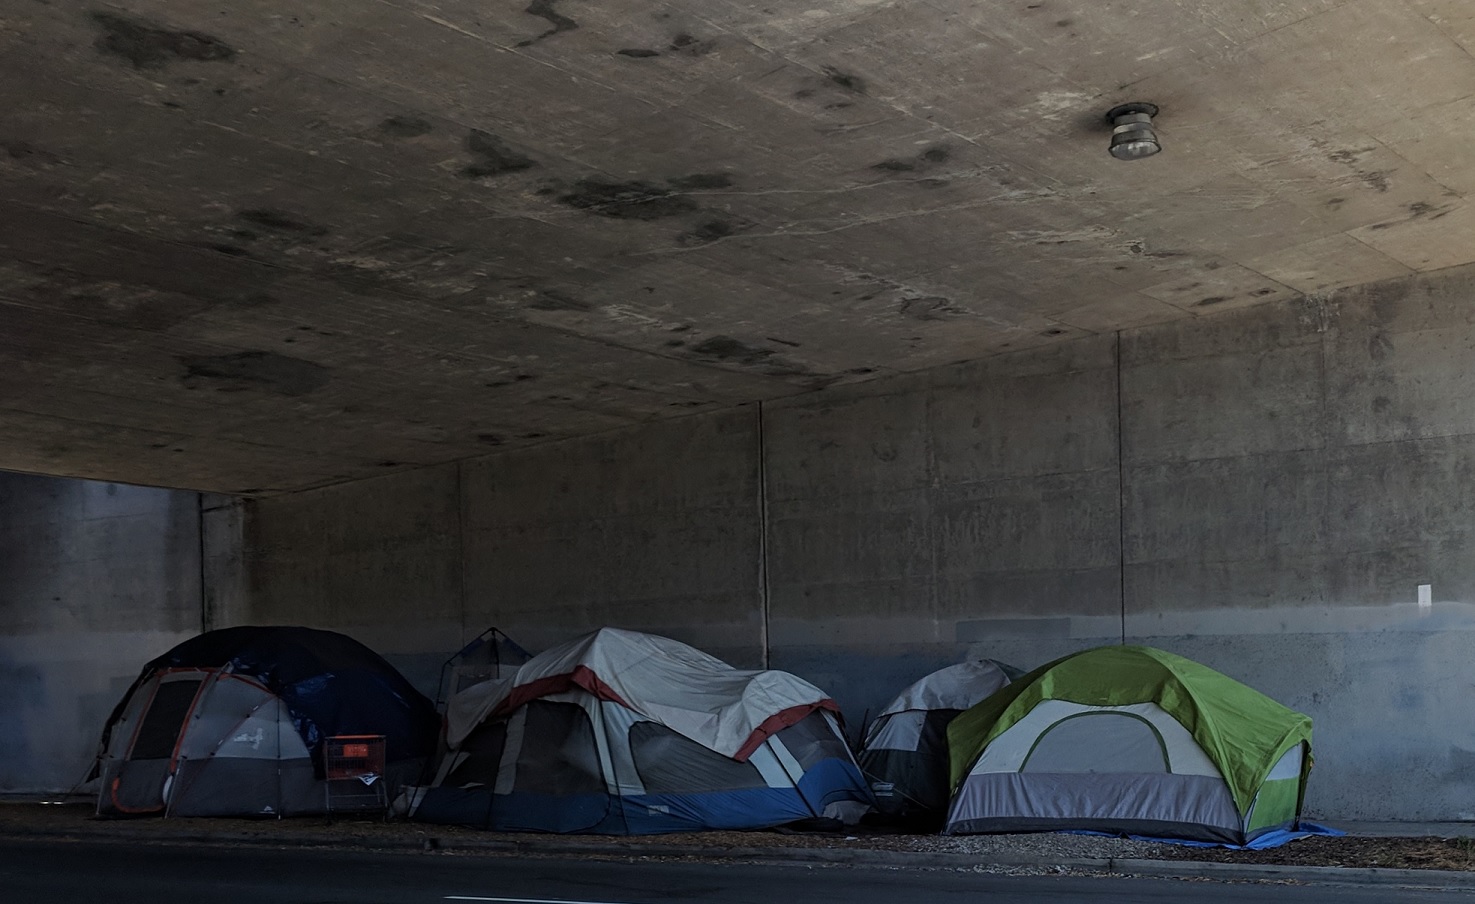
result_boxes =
[1106,102,1161,160]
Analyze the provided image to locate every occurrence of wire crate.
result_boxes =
[324,734,387,818]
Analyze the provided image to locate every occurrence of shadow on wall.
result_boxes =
[0,471,204,794]
[0,637,203,794]
[0,658,42,788]
[770,631,1122,745]
[771,645,972,745]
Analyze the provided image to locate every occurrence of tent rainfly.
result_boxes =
[409,627,873,834]
[945,645,1313,846]
[858,659,1018,824]
[95,626,439,817]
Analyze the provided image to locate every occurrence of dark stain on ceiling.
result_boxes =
[0,1,1467,493]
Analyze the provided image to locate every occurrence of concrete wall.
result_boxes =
[763,337,1124,728]
[763,274,1475,820]
[229,409,764,696]
[226,463,463,694]
[0,473,201,793]
[460,410,764,668]
[233,262,1475,821]
[1121,280,1475,820]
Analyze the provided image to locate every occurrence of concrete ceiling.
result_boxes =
[3,0,1473,493]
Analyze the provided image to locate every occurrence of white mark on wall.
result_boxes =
[1027,90,1094,117]
[599,305,678,330]
[1135,48,1177,63]
[1419,583,1433,613]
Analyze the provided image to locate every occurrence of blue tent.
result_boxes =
[95,626,438,817]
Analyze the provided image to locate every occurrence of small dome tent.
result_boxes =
[95,626,439,817]
[409,627,872,834]
[858,659,1018,824]
[944,645,1312,846]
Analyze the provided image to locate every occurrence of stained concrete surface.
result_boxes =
[229,409,767,681]
[234,464,464,692]
[460,408,766,667]
[218,265,1475,821]
[10,260,1475,819]
[2,1,1473,492]
[7,4,1475,823]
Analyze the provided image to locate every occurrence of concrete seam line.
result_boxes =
[456,460,468,643]
[197,492,210,633]
[1115,329,1126,645]
[755,400,770,670]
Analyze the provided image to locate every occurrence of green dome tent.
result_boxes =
[944,645,1312,846]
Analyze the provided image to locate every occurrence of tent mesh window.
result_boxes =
[776,712,850,771]
[628,721,768,794]
[1021,712,1169,773]
[513,701,603,794]
[446,720,508,788]
[130,680,202,760]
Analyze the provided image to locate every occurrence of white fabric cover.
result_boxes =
[876,660,1013,718]
[446,628,834,759]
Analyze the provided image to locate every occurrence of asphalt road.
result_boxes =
[0,838,1469,904]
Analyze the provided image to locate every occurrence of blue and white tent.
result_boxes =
[409,628,872,834]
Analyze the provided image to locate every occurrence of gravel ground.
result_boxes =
[0,801,1169,859]
[3,800,1473,872]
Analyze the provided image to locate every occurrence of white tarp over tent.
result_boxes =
[875,660,1016,719]
[446,627,836,759]
[415,627,873,834]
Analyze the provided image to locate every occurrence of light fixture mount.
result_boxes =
[1105,102,1161,161]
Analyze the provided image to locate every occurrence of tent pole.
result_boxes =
[277,698,284,820]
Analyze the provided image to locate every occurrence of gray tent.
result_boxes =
[857,660,1017,825]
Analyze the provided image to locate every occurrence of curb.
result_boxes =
[7,826,1475,890]
[1111,857,1475,889]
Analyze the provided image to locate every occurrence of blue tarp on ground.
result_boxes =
[1155,821,1344,850]
[1071,821,1344,850]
